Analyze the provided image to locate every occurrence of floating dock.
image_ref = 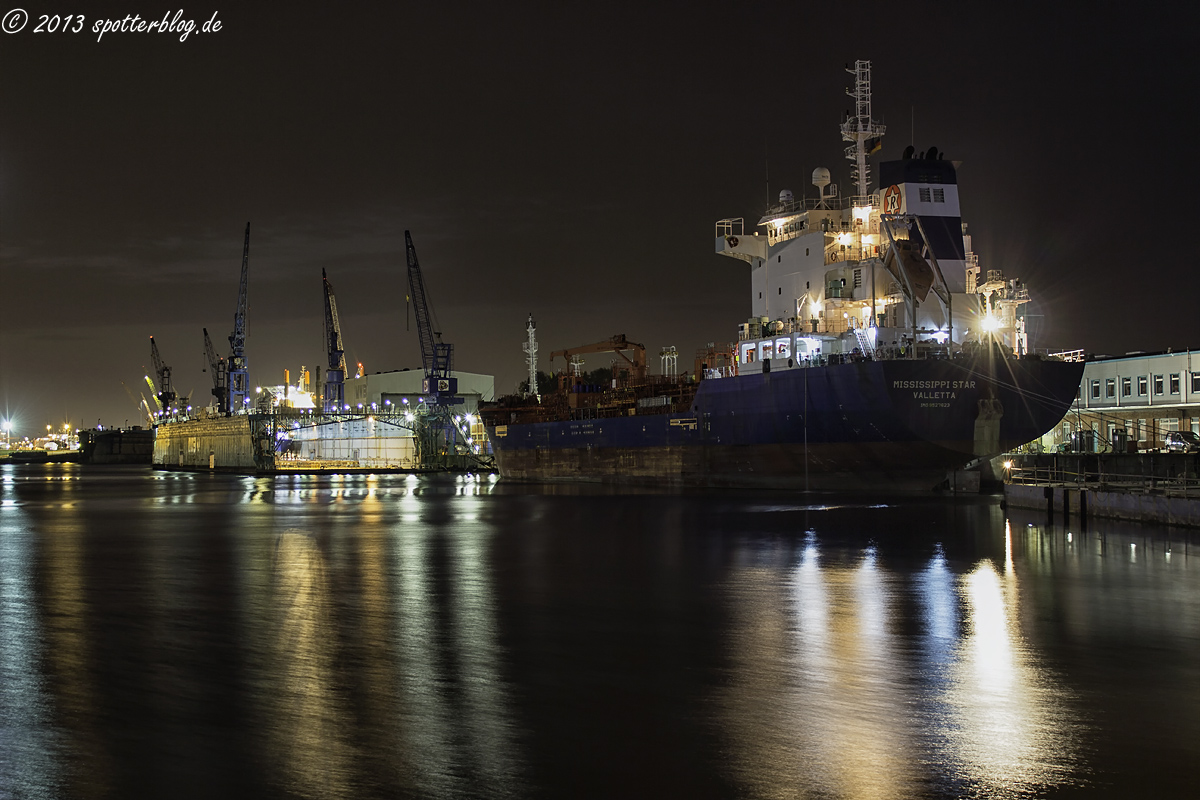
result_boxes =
[153,410,489,474]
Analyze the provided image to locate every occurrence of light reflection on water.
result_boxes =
[0,465,1197,798]
[720,522,1084,799]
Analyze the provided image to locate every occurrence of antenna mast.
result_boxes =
[523,314,539,401]
[227,223,251,413]
[841,60,886,201]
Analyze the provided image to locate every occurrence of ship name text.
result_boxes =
[892,380,976,390]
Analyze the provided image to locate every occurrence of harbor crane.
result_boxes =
[226,223,251,413]
[403,230,483,471]
[404,230,460,405]
[322,268,347,412]
[149,336,176,412]
[202,327,228,414]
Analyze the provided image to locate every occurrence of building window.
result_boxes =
[919,187,931,202]
[932,188,945,203]
[1154,375,1164,395]
[1138,376,1148,395]
[1170,374,1180,394]
[1137,419,1147,441]
[1104,378,1115,398]
[1121,377,1131,397]
[1192,372,1200,393]
[1091,380,1100,399]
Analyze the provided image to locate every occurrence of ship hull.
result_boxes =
[485,355,1083,490]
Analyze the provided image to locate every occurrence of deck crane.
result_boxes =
[149,336,176,412]
[322,269,347,412]
[550,335,647,387]
[405,230,460,405]
[226,223,251,413]
[202,327,228,414]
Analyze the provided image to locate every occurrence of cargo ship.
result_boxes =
[480,61,1084,490]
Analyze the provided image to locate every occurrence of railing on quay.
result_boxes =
[1006,456,1200,500]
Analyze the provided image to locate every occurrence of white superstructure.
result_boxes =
[714,60,1029,374]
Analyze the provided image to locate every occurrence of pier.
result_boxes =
[1003,453,1200,528]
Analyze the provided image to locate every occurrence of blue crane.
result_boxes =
[404,230,459,404]
[322,268,347,412]
[202,327,228,414]
[149,336,176,412]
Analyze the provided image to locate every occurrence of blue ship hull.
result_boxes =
[485,355,1083,490]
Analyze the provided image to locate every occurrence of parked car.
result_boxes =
[1163,431,1200,453]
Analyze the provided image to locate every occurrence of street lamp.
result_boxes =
[1,420,11,450]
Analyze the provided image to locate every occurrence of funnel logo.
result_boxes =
[882,185,902,214]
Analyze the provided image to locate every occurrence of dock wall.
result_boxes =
[80,428,154,464]
[153,417,257,470]
[1005,483,1200,528]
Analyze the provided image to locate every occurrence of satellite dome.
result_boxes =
[811,167,831,189]
[779,189,794,204]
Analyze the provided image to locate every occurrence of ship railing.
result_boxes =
[715,218,744,237]
[762,193,878,217]
[1048,348,1085,362]
[825,244,884,265]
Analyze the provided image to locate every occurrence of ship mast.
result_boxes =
[840,60,886,201]
[523,313,540,401]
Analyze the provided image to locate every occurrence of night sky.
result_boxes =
[2,2,1197,432]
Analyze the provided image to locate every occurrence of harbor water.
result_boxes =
[1,465,1197,799]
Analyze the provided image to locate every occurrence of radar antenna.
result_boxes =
[841,60,886,201]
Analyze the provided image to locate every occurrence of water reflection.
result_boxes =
[721,516,1081,798]
[30,507,111,799]
[0,504,61,798]
[938,548,1079,796]
[266,530,350,798]
[389,500,521,796]
[3,469,1196,798]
